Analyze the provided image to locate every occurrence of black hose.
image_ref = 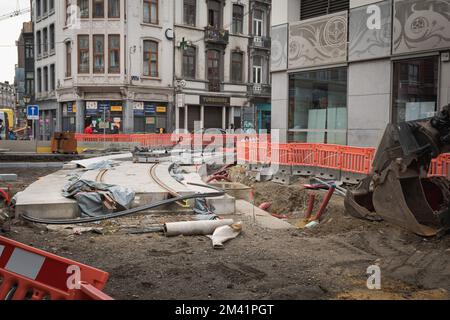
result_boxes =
[22,183,225,225]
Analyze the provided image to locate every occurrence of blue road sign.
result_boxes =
[27,105,39,120]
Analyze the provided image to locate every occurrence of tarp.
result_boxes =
[62,179,135,217]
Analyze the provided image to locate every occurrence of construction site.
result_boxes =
[1,106,450,301]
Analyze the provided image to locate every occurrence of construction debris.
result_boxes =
[164,219,234,237]
[208,222,243,249]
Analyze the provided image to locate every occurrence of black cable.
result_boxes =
[21,183,225,225]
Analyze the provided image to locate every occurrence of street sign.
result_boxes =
[27,105,39,120]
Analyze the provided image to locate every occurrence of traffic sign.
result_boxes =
[27,105,39,120]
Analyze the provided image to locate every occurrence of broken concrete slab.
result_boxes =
[0,174,18,182]
[236,200,295,230]
[72,153,132,168]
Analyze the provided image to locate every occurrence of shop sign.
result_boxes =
[72,105,77,113]
[111,105,123,112]
[146,117,156,125]
[86,101,98,110]
[98,102,110,113]
[176,94,185,108]
[156,106,167,113]
[200,96,230,107]
[145,104,156,115]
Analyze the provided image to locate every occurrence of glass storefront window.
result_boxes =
[392,56,438,123]
[289,68,348,144]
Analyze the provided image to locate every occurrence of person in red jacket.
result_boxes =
[84,123,94,134]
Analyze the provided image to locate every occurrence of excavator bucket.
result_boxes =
[345,106,450,237]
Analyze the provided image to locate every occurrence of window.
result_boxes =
[26,40,34,59]
[207,50,220,81]
[78,0,89,18]
[183,0,196,26]
[36,31,42,56]
[49,24,55,52]
[182,46,196,79]
[108,35,120,73]
[26,78,34,96]
[208,0,221,28]
[143,0,158,24]
[37,68,42,93]
[289,68,348,144]
[392,57,439,123]
[43,28,48,54]
[49,0,54,12]
[66,42,72,77]
[232,5,244,34]
[108,0,120,18]
[93,0,105,18]
[50,64,55,91]
[252,56,262,84]
[143,40,158,77]
[93,35,105,73]
[231,52,243,82]
[43,0,48,14]
[43,66,48,92]
[300,0,349,21]
[36,0,41,17]
[78,35,90,73]
[253,9,263,37]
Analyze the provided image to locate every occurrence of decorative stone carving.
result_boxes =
[271,24,288,71]
[289,12,348,69]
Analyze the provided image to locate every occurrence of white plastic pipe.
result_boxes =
[164,219,234,237]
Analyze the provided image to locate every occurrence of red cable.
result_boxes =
[0,189,11,206]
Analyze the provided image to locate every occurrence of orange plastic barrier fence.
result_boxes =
[271,144,291,165]
[315,144,342,171]
[340,146,376,175]
[290,143,316,167]
[0,236,112,300]
[429,154,450,177]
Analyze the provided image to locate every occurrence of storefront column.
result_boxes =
[123,99,134,133]
[75,99,85,133]
[175,106,180,130]
[222,106,226,130]
[56,104,62,132]
[229,107,235,128]
[184,105,188,131]
[200,106,205,129]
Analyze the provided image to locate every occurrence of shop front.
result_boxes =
[256,103,271,133]
[288,67,348,145]
[85,101,124,134]
[133,102,168,133]
[62,102,76,132]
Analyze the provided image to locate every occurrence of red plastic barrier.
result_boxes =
[0,236,112,300]
[290,143,316,167]
[340,146,375,175]
[315,144,341,171]
[271,144,291,165]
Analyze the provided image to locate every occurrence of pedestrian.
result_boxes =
[84,123,94,134]
[112,124,120,134]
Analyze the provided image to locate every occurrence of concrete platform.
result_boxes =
[236,200,295,230]
[15,160,236,219]
[15,170,80,219]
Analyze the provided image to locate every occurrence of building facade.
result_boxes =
[271,0,450,147]
[32,0,175,139]
[15,21,35,127]
[0,82,16,109]
[173,0,272,132]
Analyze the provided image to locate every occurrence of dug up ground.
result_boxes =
[1,166,450,300]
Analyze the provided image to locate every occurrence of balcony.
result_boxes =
[208,80,222,92]
[205,26,229,45]
[247,83,271,98]
[250,36,271,50]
